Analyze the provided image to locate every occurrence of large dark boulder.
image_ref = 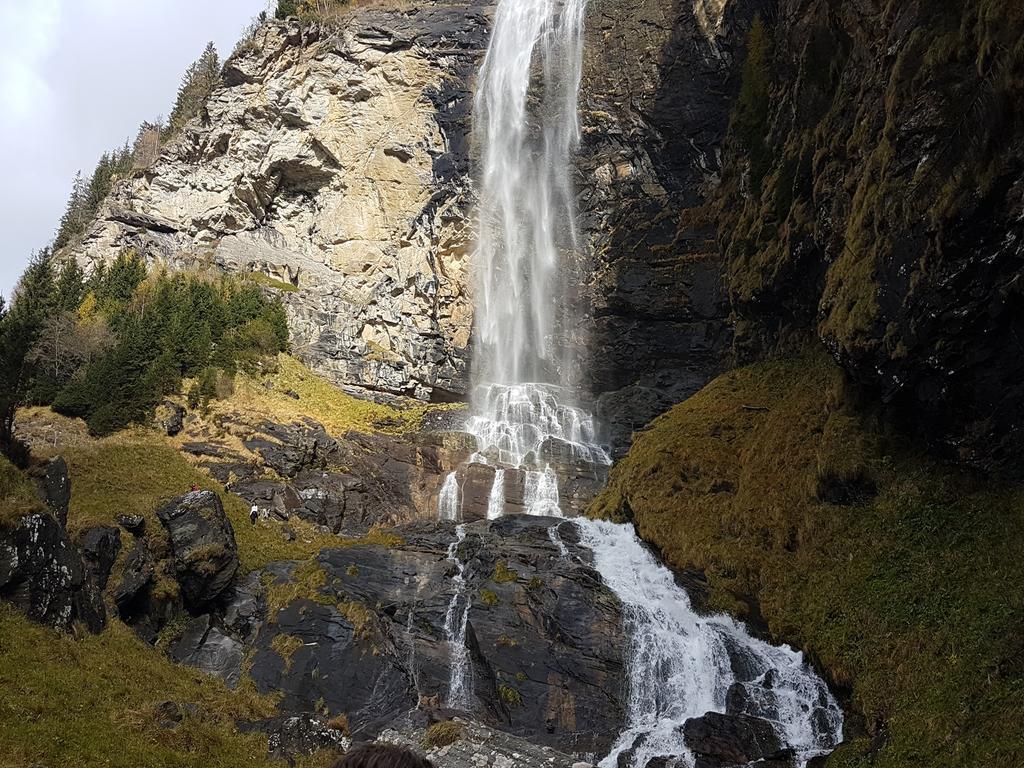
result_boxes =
[169,614,246,688]
[77,525,121,590]
[28,456,71,526]
[156,490,239,607]
[113,539,154,613]
[244,517,626,754]
[0,512,105,633]
[682,712,786,766]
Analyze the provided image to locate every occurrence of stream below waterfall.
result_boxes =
[438,0,845,764]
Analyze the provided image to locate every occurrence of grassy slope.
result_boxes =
[592,348,1024,767]
[0,355,424,767]
[220,353,443,437]
[0,455,43,529]
[0,604,282,768]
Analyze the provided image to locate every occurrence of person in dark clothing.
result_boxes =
[331,744,433,768]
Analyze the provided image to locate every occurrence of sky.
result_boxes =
[0,0,271,300]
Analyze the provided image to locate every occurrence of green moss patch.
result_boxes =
[593,348,1024,767]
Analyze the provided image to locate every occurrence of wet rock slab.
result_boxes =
[181,517,626,755]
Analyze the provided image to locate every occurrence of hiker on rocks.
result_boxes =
[250,504,259,525]
[332,744,433,768]
[190,483,199,492]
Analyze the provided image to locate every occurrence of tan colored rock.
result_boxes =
[66,10,490,402]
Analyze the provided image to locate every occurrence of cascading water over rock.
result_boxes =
[438,0,844,763]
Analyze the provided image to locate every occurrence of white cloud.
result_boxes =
[0,0,270,298]
[0,0,60,123]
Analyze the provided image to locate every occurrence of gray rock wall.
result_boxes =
[62,0,765,451]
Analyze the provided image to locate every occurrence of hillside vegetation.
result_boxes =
[592,348,1024,767]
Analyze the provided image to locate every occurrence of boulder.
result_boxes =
[158,401,186,437]
[253,713,350,762]
[113,540,155,613]
[169,614,246,688]
[682,712,786,766]
[77,525,121,590]
[156,491,239,607]
[28,456,71,526]
[0,512,105,633]
[116,514,146,535]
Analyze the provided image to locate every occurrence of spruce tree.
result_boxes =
[167,42,221,138]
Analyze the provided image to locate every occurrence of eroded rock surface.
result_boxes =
[577,0,768,452]
[0,512,105,633]
[67,7,491,402]
[156,490,240,608]
[172,517,625,755]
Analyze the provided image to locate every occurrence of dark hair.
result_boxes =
[331,744,434,768]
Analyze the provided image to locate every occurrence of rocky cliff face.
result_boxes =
[63,0,776,454]
[68,6,490,403]
[577,0,769,451]
[720,0,1024,470]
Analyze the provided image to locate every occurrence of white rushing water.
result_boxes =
[576,518,843,767]
[439,0,844,762]
[443,524,473,709]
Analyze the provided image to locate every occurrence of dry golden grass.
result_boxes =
[213,354,439,437]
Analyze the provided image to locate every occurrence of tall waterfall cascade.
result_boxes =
[437,0,844,764]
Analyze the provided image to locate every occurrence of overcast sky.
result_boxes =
[0,0,271,299]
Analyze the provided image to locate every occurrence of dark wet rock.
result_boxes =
[116,514,146,535]
[113,540,155,614]
[169,613,246,688]
[156,490,239,608]
[158,401,186,437]
[76,525,121,590]
[575,0,769,453]
[28,456,71,526]
[683,712,786,766]
[0,512,105,633]
[221,570,267,644]
[243,517,625,754]
[243,420,337,479]
[197,414,471,536]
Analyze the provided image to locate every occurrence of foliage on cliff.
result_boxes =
[592,349,1024,767]
[1,252,289,439]
[275,0,348,22]
[719,0,1024,469]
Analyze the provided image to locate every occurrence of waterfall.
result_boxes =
[438,0,844,763]
[443,524,473,709]
[438,472,462,522]
[473,0,587,387]
[576,519,844,767]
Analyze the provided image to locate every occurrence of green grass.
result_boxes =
[593,347,1024,767]
[491,561,518,584]
[0,455,43,530]
[421,720,463,749]
[0,602,279,768]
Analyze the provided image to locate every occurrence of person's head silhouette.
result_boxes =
[332,744,433,768]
